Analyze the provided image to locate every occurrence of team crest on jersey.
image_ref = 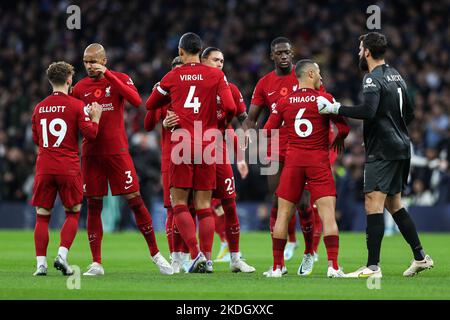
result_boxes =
[105,86,111,97]
[293,85,298,91]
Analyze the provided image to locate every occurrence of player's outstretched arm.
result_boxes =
[262,103,283,136]
[318,91,381,120]
[103,69,142,107]
[90,63,141,107]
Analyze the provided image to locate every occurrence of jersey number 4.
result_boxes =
[184,86,201,113]
[294,108,313,138]
[40,118,67,147]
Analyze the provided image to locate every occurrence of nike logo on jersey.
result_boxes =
[124,185,133,190]
[268,91,276,96]
[84,92,92,97]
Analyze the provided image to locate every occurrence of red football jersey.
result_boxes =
[72,69,141,156]
[146,62,235,149]
[251,68,298,157]
[144,104,171,172]
[215,82,246,163]
[217,82,246,134]
[32,92,99,176]
[264,88,348,168]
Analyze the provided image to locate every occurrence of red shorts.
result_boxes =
[170,162,216,190]
[212,163,236,199]
[161,170,171,208]
[82,154,140,197]
[32,173,83,208]
[276,166,336,204]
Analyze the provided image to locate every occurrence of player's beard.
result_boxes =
[359,56,369,72]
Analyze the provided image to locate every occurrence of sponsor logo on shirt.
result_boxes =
[364,77,377,89]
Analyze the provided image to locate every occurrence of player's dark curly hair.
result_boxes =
[270,37,292,51]
[46,61,74,86]
[179,32,202,55]
[359,32,387,60]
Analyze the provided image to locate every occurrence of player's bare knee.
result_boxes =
[36,207,51,215]
[124,191,140,200]
[64,204,82,212]
[365,193,385,213]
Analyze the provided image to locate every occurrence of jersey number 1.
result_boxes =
[40,118,67,147]
[184,86,201,113]
[397,88,403,117]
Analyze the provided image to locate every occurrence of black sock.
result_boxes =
[366,213,384,267]
[392,208,425,261]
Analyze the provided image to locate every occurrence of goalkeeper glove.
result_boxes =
[317,96,341,114]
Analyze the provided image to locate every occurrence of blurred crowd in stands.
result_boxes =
[1,0,449,226]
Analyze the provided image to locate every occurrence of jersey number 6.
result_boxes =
[294,108,313,138]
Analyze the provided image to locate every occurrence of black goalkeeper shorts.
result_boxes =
[363,159,410,196]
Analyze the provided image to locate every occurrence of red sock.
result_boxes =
[288,215,297,242]
[197,208,215,261]
[166,207,174,254]
[299,207,314,255]
[173,204,199,259]
[34,214,50,257]
[222,198,240,253]
[128,196,159,257]
[189,205,197,227]
[172,221,189,253]
[269,206,278,237]
[87,198,103,263]
[312,206,322,253]
[214,213,226,242]
[324,235,339,269]
[60,211,80,250]
[272,238,287,270]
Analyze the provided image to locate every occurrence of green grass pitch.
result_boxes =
[0,230,449,300]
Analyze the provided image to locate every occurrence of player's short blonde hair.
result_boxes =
[46,61,74,86]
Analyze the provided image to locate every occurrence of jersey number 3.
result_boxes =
[40,118,67,147]
[294,108,313,138]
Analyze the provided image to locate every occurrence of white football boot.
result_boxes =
[187,252,207,273]
[214,242,230,262]
[205,260,214,273]
[265,267,283,278]
[403,255,434,277]
[297,253,314,276]
[33,265,47,276]
[152,252,174,275]
[83,262,105,276]
[327,267,346,278]
[230,259,256,273]
[313,252,319,262]
[284,241,298,261]
[345,265,382,278]
[53,255,74,276]
[263,265,287,276]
